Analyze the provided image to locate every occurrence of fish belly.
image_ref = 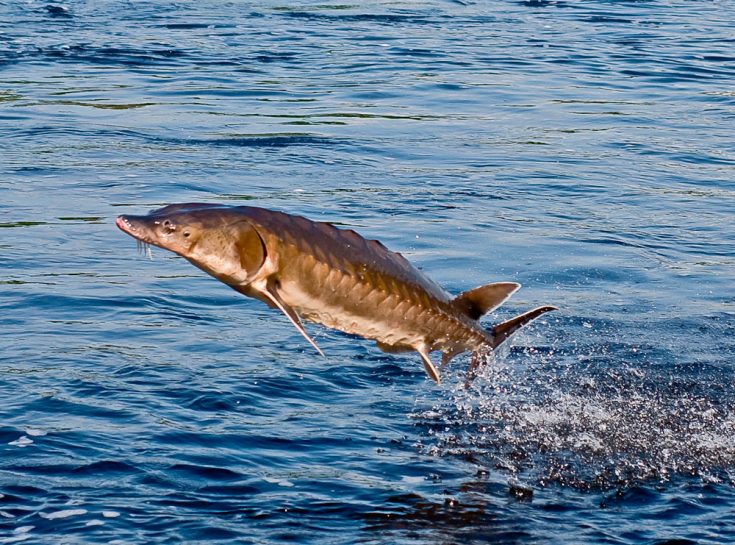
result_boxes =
[278,279,426,348]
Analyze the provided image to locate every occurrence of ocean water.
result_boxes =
[1,0,734,543]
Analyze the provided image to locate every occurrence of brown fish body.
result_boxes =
[242,208,488,352]
[116,203,555,384]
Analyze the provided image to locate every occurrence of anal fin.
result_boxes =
[416,345,441,385]
[440,347,463,368]
[260,280,325,357]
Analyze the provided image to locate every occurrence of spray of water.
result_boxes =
[412,317,735,491]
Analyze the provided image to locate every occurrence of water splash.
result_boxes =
[413,319,735,491]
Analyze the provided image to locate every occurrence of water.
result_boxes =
[1,0,734,543]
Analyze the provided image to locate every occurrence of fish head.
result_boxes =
[117,203,266,285]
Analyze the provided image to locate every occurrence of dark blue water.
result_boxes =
[2,1,735,543]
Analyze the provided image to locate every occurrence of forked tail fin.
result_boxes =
[465,305,557,386]
[490,305,557,350]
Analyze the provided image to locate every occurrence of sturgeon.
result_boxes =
[116,204,555,384]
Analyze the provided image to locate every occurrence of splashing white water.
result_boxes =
[413,320,735,490]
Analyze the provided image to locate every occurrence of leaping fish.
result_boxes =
[116,204,556,384]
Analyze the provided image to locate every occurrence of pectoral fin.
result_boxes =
[260,280,325,357]
[416,345,441,384]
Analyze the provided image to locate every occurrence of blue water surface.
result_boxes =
[1,1,735,543]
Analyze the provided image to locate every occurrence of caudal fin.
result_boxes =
[490,305,557,349]
[464,305,556,386]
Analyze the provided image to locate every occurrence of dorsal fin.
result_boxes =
[453,282,521,320]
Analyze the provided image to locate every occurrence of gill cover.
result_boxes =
[228,220,324,357]
[232,220,266,277]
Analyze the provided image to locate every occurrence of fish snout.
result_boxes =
[117,214,197,258]
[116,215,135,235]
[116,214,154,243]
